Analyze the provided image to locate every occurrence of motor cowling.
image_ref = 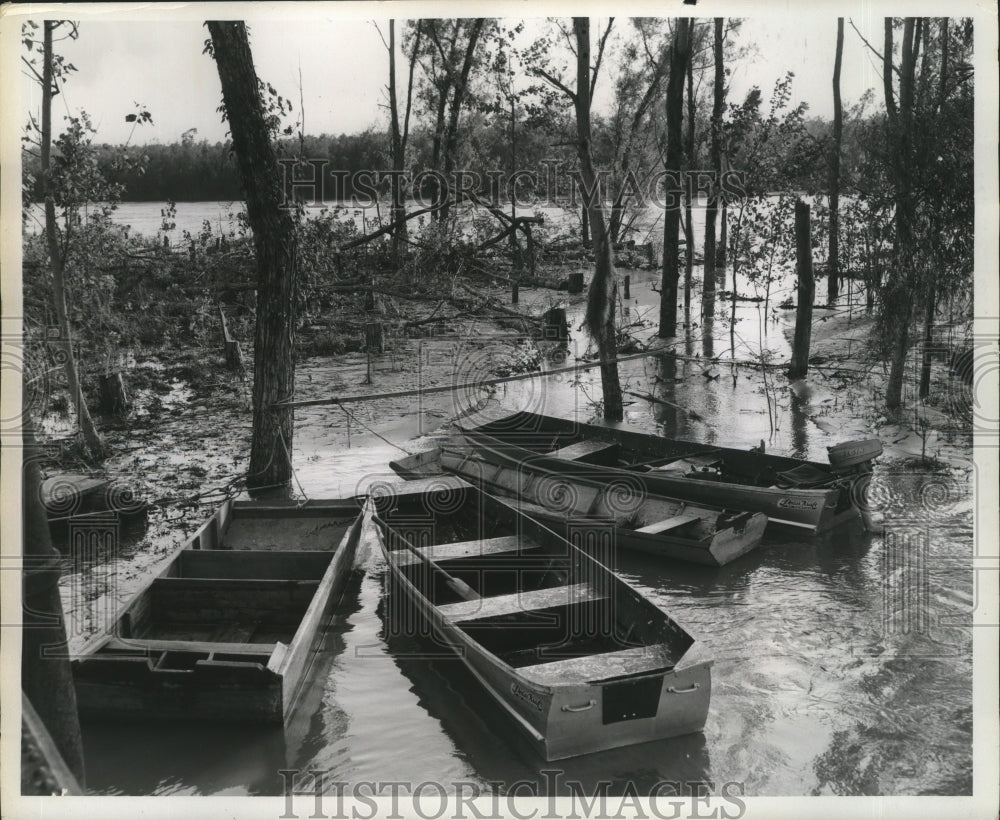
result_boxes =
[827,439,883,476]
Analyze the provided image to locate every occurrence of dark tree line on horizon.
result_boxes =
[22,114,873,205]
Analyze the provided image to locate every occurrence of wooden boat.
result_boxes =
[443,410,882,533]
[41,473,148,548]
[370,476,712,761]
[72,497,365,725]
[391,439,768,567]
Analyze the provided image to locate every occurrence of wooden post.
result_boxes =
[524,223,536,277]
[788,200,815,379]
[365,321,385,354]
[99,372,130,416]
[511,278,519,304]
[623,275,631,300]
[219,305,245,374]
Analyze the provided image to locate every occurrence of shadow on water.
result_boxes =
[81,720,289,796]
[373,572,713,795]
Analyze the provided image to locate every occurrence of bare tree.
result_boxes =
[39,21,106,459]
[881,17,920,410]
[529,18,622,419]
[702,18,725,314]
[658,18,691,338]
[384,20,422,267]
[828,17,844,302]
[574,18,624,420]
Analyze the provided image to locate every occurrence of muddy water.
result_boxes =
[76,265,973,796]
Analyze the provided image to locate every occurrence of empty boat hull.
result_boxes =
[72,498,365,724]
[394,441,768,566]
[372,478,712,760]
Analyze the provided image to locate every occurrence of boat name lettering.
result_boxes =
[777,497,819,510]
[510,682,544,711]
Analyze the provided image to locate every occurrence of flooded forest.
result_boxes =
[11,10,992,810]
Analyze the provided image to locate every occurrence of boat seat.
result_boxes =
[390,535,535,567]
[774,463,833,489]
[549,440,621,465]
[519,643,676,685]
[438,582,606,623]
[101,636,276,656]
[635,513,702,535]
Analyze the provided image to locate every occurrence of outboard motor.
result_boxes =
[827,439,883,532]
[827,439,883,476]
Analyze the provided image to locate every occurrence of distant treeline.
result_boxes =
[22,132,390,202]
[23,114,858,204]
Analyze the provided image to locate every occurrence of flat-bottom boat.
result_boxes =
[72,498,365,724]
[391,439,768,567]
[443,410,882,533]
[371,476,711,761]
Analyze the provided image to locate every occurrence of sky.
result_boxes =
[14,13,907,147]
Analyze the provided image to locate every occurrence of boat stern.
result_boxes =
[707,511,769,566]
[541,661,712,761]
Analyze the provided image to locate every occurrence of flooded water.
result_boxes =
[69,248,973,797]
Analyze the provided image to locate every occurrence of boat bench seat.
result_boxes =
[549,440,621,465]
[774,463,833,488]
[519,643,676,685]
[101,636,277,656]
[635,513,702,535]
[391,535,536,567]
[438,582,606,623]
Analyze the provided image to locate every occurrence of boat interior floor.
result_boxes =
[389,530,667,674]
[221,516,357,551]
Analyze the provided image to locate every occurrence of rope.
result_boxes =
[276,425,309,505]
[272,349,664,410]
[336,404,413,455]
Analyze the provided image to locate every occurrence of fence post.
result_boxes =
[788,200,814,379]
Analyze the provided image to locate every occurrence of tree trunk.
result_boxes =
[918,281,937,399]
[209,21,298,495]
[828,18,844,302]
[884,18,920,411]
[439,19,484,222]
[99,372,130,416]
[659,19,691,338]
[703,18,724,315]
[41,23,105,460]
[22,415,87,788]
[788,200,815,379]
[581,202,590,244]
[718,199,728,275]
[575,18,623,421]
[388,20,407,267]
[683,36,696,314]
